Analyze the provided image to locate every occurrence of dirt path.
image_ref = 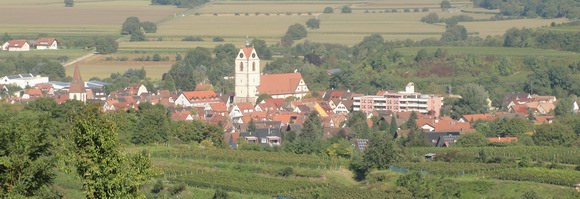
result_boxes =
[64,52,96,67]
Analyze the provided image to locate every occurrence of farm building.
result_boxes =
[1,40,30,51]
[1,73,49,88]
[33,38,58,50]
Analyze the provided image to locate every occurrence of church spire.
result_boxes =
[70,64,85,93]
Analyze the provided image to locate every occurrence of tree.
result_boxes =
[363,132,401,169]
[132,103,170,144]
[251,39,272,60]
[406,111,418,130]
[441,25,468,42]
[214,43,237,61]
[95,37,118,54]
[456,132,489,147]
[300,111,323,140]
[554,97,573,116]
[213,189,229,199]
[323,7,334,13]
[341,6,352,13]
[140,21,157,33]
[396,172,435,198]
[452,83,489,116]
[64,0,74,7]
[281,35,294,47]
[285,23,308,40]
[440,0,451,10]
[421,13,440,24]
[533,123,576,147]
[415,49,431,62]
[0,111,56,197]
[247,119,256,133]
[497,56,513,76]
[390,115,398,135]
[306,18,320,29]
[130,30,146,42]
[326,139,353,159]
[72,104,156,198]
[121,17,141,35]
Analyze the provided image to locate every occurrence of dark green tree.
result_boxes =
[390,115,398,135]
[452,83,489,117]
[121,17,141,35]
[214,43,238,61]
[306,18,320,29]
[285,23,308,40]
[300,111,323,140]
[554,97,573,116]
[347,111,370,138]
[130,30,146,41]
[251,39,272,59]
[440,0,451,10]
[415,49,431,62]
[421,13,440,24]
[72,104,156,198]
[95,37,118,54]
[497,56,513,76]
[140,21,157,33]
[0,111,56,197]
[441,25,468,42]
[406,111,418,130]
[213,189,229,199]
[456,132,489,147]
[64,0,74,7]
[341,6,352,13]
[396,172,435,198]
[323,7,334,13]
[247,119,256,133]
[533,123,576,147]
[132,103,170,144]
[363,132,401,169]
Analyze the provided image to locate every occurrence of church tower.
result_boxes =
[69,65,86,102]
[234,41,260,104]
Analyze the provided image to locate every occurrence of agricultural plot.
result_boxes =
[65,54,176,80]
[0,0,184,37]
[396,47,580,58]
[461,18,569,37]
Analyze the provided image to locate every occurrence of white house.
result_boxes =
[34,38,58,50]
[1,74,49,88]
[2,40,30,51]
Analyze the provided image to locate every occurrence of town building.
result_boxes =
[352,82,443,116]
[33,38,58,50]
[1,74,49,88]
[69,65,87,102]
[1,40,30,51]
[234,41,309,104]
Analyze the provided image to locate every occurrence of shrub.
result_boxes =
[151,179,164,193]
[278,167,294,177]
[422,7,429,12]
[182,36,204,41]
[169,183,186,195]
[404,9,411,12]
[323,7,334,13]
[414,8,420,12]
[213,36,224,42]
[391,9,398,12]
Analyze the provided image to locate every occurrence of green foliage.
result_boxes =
[522,190,540,199]
[496,56,513,76]
[451,83,489,117]
[440,0,451,9]
[491,118,530,137]
[325,139,353,159]
[341,6,352,13]
[140,21,157,33]
[456,132,490,147]
[533,123,577,147]
[169,47,212,91]
[364,132,401,170]
[151,179,164,193]
[323,7,334,13]
[95,37,118,54]
[441,25,468,42]
[0,111,57,197]
[278,167,294,177]
[121,17,141,35]
[421,13,439,24]
[255,94,272,104]
[554,97,573,116]
[406,111,418,130]
[169,183,186,195]
[247,119,256,133]
[414,48,431,62]
[300,111,323,140]
[306,18,320,29]
[285,23,308,40]
[213,36,224,42]
[64,0,74,7]
[396,172,435,198]
[347,112,370,139]
[251,39,272,60]
[213,189,229,199]
[0,56,66,81]
[71,104,156,198]
[182,35,204,41]
[348,152,369,181]
[151,0,210,8]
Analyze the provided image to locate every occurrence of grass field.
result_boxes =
[461,18,569,37]
[65,54,176,80]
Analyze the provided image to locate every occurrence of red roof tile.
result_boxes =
[258,73,304,95]
[183,90,218,100]
[35,38,56,46]
[6,40,28,48]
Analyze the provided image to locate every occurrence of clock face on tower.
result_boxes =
[239,53,244,58]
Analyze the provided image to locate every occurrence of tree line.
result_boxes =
[150,0,210,8]
[472,0,580,19]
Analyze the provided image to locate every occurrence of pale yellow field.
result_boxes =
[199,3,345,13]
[65,54,176,80]
[461,18,569,37]
[0,0,184,35]
[154,15,312,38]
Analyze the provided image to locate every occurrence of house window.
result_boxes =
[240,62,244,71]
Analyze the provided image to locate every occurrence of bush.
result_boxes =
[413,8,420,12]
[182,36,204,41]
[169,183,186,195]
[576,165,580,171]
[546,163,565,169]
[391,9,398,12]
[213,36,224,42]
[422,7,429,12]
[323,7,333,13]
[404,9,411,12]
[341,6,352,13]
[213,189,229,199]
[151,179,164,193]
[278,167,294,177]
[152,54,161,61]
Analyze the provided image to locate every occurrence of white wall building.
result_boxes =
[1,74,49,88]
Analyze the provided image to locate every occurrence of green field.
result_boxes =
[52,145,580,198]
[396,46,580,58]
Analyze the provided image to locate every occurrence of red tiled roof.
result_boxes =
[35,38,56,46]
[510,104,529,114]
[258,73,303,95]
[534,115,554,124]
[236,102,254,110]
[25,88,42,96]
[263,98,285,106]
[6,40,28,48]
[461,114,497,122]
[209,102,228,112]
[183,90,218,100]
[241,47,254,60]
[69,65,85,93]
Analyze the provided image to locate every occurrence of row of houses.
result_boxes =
[1,38,58,51]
